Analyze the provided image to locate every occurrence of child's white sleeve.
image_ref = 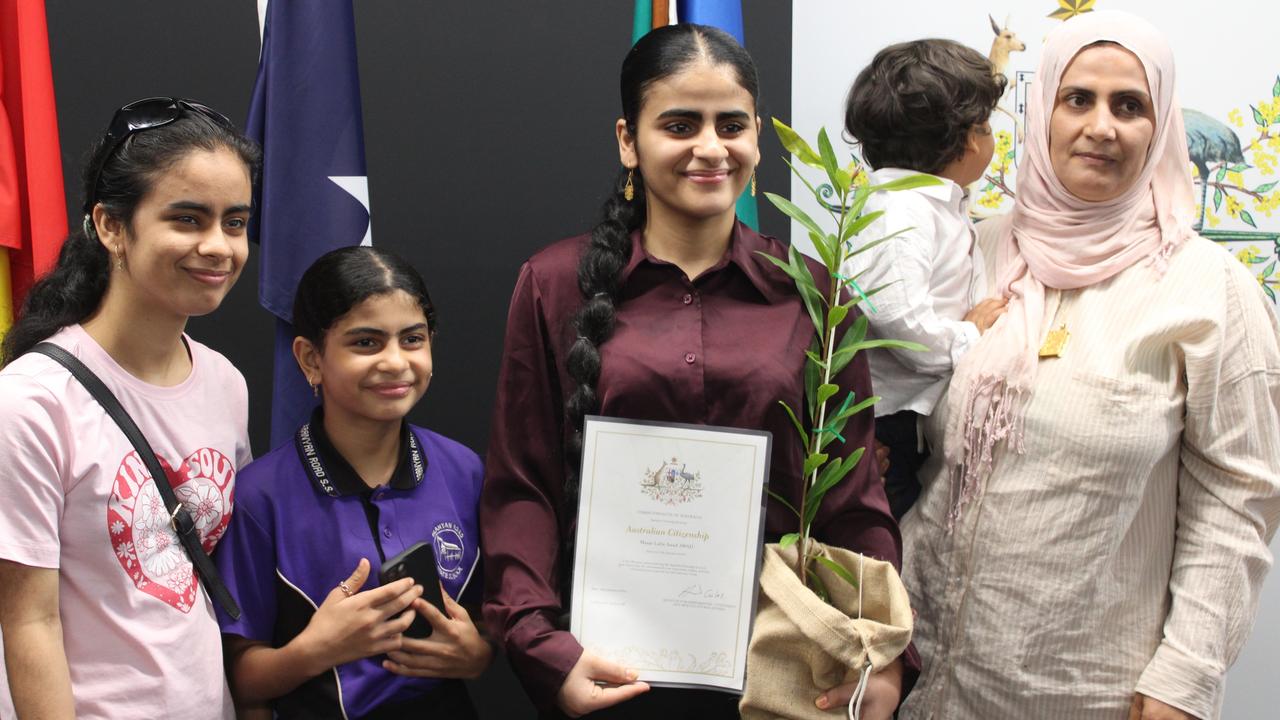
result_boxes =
[845,214,980,376]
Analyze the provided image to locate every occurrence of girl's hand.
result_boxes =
[1129,693,1200,720]
[383,586,494,679]
[297,558,422,671]
[555,650,650,718]
[816,658,902,719]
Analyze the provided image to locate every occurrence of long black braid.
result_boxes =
[563,168,644,486]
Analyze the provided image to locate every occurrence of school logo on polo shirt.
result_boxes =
[431,521,465,580]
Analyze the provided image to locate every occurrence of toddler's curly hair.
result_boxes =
[844,39,1006,174]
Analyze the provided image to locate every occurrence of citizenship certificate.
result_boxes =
[570,416,771,692]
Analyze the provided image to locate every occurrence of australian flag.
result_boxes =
[248,0,372,447]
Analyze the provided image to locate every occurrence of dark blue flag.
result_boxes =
[247,0,372,447]
[676,0,744,44]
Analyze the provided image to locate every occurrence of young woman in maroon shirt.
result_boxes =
[481,23,910,719]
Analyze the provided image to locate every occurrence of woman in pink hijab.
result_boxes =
[898,11,1280,720]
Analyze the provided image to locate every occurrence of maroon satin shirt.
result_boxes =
[480,222,911,709]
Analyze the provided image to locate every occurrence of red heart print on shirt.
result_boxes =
[106,448,235,613]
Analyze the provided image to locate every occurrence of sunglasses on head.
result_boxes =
[83,97,235,214]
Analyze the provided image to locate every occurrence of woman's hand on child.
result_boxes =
[297,558,422,671]
[816,657,902,720]
[382,586,494,679]
[964,297,1009,334]
[555,650,650,717]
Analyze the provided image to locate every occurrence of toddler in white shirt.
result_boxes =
[841,39,1009,519]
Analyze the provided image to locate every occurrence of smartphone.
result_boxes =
[378,541,446,638]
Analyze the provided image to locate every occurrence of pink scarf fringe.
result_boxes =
[948,375,1026,529]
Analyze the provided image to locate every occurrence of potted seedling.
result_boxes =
[740,119,936,720]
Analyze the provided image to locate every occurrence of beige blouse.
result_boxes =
[899,217,1280,720]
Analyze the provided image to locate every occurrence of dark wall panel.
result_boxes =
[44,2,791,716]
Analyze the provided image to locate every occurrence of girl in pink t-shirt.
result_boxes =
[0,98,260,720]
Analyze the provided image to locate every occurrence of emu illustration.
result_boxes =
[1183,108,1246,231]
[663,463,696,484]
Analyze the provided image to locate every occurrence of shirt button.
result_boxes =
[383,528,392,538]
[685,352,696,364]
[682,293,693,305]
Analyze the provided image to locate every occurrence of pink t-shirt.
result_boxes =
[0,325,250,720]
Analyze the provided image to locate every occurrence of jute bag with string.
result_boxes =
[740,541,913,720]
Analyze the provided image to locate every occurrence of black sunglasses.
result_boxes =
[83,97,235,214]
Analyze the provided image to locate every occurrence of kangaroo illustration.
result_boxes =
[988,14,1026,143]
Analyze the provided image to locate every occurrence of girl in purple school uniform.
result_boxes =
[215,246,492,719]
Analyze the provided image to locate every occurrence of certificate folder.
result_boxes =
[570,416,771,692]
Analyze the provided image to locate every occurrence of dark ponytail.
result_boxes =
[562,23,760,500]
[2,104,261,366]
[1,228,111,365]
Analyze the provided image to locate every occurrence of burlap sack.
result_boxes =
[739,541,913,719]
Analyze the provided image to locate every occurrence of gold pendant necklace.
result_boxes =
[1038,324,1070,358]
[1038,292,1070,359]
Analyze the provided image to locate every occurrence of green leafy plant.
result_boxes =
[761,118,937,598]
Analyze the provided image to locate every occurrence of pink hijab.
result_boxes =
[943,10,1197,524]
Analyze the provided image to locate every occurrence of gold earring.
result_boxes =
[624,169,635,202]
[113,246,124,271]
[750,172,757,197]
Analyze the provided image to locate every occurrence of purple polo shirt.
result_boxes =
[215,408,483,718]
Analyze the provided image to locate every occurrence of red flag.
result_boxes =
[0,0,67,321]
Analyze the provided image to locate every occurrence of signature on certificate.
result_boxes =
[677,583,726,600]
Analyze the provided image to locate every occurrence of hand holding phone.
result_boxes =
[382,589,495,680]
[378,542,446,638]
[301,558,422,668]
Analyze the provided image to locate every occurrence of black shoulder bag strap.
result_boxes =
[31,342,242,620]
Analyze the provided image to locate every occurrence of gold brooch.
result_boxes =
[1038,324,1070,358]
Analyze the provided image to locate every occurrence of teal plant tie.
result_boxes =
[813,392,856,443]
[835,273,878,314]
